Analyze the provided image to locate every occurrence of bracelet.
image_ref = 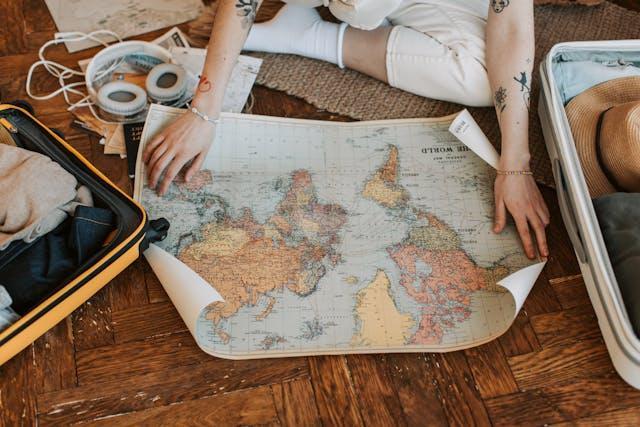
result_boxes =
[187,103,219,126]
[496,170,534,176]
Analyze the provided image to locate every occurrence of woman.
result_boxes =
[143,0,549,259]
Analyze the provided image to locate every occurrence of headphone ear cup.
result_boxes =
[96,81,148,116]
[145,63,187,103]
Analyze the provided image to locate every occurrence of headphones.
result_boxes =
[86,41,188,119]
[27,33,192,124]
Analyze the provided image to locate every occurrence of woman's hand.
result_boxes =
[494,168,550,260]
[142,112,216,196]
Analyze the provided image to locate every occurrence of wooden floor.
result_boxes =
[2,1,640,426]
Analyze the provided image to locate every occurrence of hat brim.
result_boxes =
[565,76,640,197]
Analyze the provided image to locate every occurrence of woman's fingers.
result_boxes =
[528,213,549,257]
[147,141,171,179]
[148,150,174,190]
[158,156,188,196]
[537,203,551,227]
[185,152,206,182]
[143,134,165,164]
[537,195,551,226]
[514,215,535,259]
[494,197,507,233]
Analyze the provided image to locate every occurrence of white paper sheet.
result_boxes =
[449,109,500,169]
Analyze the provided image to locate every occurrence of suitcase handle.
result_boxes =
[553,158,587,264]
[140,218,170,252]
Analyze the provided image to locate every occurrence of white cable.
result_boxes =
[25,30,124,124]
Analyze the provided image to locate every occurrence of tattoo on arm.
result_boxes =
[513,71,531,111]
[197,75,212,93]
[494,86,507,115]
[491,0,510,13]
[236,0,258,29]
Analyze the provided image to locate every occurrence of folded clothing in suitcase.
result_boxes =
[538,40,640,390]
[0,104,168,366]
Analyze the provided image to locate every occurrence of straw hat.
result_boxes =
[565,76,640,197]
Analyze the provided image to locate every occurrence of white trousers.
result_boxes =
[287,0,493,106]
[385,0,492,106]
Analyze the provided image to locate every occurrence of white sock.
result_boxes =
[244,4,348,68]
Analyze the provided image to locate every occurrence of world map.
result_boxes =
[137,107,537,357]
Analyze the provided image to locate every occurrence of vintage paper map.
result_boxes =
[45,0,203,52]
[135,105,545,359]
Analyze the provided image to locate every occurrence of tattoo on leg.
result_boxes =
[513,71,531,111]
[198,75,212,93]
[494,86,507,114]
[236,0,258,29]
[491,0,510,13]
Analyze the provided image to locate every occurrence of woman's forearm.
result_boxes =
[192,0,262,116]
[486,0,535,169]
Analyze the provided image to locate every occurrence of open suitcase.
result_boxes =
[539,40,640,389]
[0,103,168,366]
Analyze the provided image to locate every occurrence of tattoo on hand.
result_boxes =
[494,86,507,114]
[491,0,510,13]
[198,75,212,93]
[236,0,258,29]
[513,71,531,111]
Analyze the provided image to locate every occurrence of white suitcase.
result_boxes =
[538,40,640,389]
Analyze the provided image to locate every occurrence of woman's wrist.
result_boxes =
[191,92,222,119]
[499,151,531,171]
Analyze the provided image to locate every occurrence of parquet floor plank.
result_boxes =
[522,270,563,317]
[79,385,280,427]
[552,406,640,427]
[112,301,186,344]
[508,338,614,390]
[142,259,169,303]
[38,357,308,425]
[32,317,77,393]
[272,378,322,427]
[75,331,210,385]
[71,286,115,351]
[498,310,542,357]
[549,274,591,309]
[0,0,27,56]
[308,356,365,427]
[465,340,518,399]
[530,304,600,347]
[384,353,448,427]
[430,352,492,427]
[0,343,38,426]
[347,354,408,427]
[107,261,149,313]
[486,373,640,425]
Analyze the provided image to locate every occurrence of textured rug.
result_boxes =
[190,1,640,187]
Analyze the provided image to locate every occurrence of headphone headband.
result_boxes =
[85,41,172,99]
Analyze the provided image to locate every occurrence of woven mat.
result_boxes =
[243,2,640,187]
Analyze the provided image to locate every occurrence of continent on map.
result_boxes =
[387,212,508,345]
[352,270,415,347]
[362,145,410,208]
[364,145,510,345]
[178,170,347,343]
